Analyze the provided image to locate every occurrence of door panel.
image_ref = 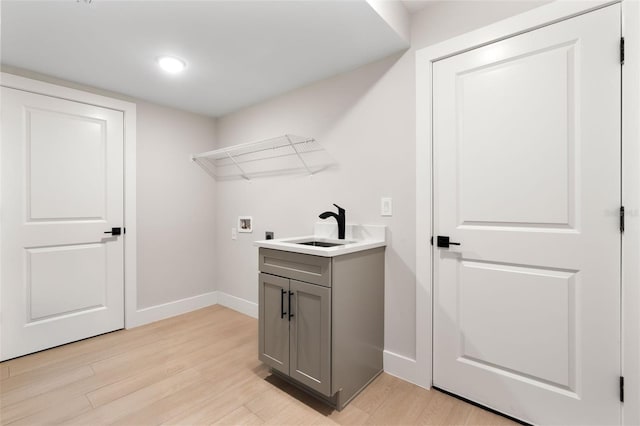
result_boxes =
[458,261,576,388]
[289,279,331,396]
[1,87,124,360]
[258,273,290,375]
[28,108,107,220]
[27,243,107,321]
[457,41,575,227]
[433,5,620,425]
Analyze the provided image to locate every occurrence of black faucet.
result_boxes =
[319,203,346,239]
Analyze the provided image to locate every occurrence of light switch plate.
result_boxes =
[381,197,392,216]
[231,227,237,240]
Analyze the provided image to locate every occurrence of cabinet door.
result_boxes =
[259,273,289,375]
[289,279,331,396]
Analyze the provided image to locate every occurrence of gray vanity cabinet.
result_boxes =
[288,279,331,396]
[258,273,331,396]
[258,273,290,376]
[258,246,384,410]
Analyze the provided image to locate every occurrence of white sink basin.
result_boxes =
[254,224,385,257]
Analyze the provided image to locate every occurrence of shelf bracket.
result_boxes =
[286,135,313,176]
[225,151,251,181]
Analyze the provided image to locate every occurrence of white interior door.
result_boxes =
[432,5,621,425]
[1,87,125,361]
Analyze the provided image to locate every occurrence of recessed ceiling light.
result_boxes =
[157,56,186,74]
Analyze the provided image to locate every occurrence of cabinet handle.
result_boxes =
[288,291,294,321]
[280,289,287,319]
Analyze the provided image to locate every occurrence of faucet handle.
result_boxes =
[333,203,344,212]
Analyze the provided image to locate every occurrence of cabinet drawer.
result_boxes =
[259,248,331,287]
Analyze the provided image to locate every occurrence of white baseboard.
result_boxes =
[383,350,430,389]
[217,292,258,319]
[127,291,218,328]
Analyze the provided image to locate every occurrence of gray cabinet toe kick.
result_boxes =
[258,246,385,411]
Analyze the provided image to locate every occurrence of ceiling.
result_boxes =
[1,1,409,117]
[401,0,432,14]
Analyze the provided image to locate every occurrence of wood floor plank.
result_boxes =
[161,374,271,425]
[6,395,92,426]
[0,365,9,381]
[443,400,474,426]
[349,372,398,415]
[87,328,255,408]
[327,403,370,426]
[0,365,94,407]
[110,379,217,426]
[2,330,163,382]
[367,380,434,425]
[262,401,337,426]
[417,390,462,426]
[213,406,265,426]
[2,343,197,421]
[1,370,120,424]
[439,396,474,426]
[0,306,516,426]
[64,368,204,425]
[2,305,225,378]
[0,363,94,395]
[87,361,185,408]
[244,382,300,422]
[259,374,335,416]
[194,339,260,381]
[87,324,221,377]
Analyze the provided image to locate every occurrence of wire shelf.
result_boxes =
[191,134,336,180]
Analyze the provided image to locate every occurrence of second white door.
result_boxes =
[1,86,125,361]
[433,5,621,425]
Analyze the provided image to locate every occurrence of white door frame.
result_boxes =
[0,72,139,330]
[416,1,640,423]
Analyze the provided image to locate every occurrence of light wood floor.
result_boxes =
[0,306,516,425]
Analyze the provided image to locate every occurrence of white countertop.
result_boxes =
[254,223,386,257]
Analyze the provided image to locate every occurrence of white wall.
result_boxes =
[1,66,218,312]
[213,1,547,382]
[136,102,217,308]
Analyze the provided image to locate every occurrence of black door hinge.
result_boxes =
[620,206,625,233]
[620,376,625,403]
[621,37,625,65]
[430,236,433,246]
